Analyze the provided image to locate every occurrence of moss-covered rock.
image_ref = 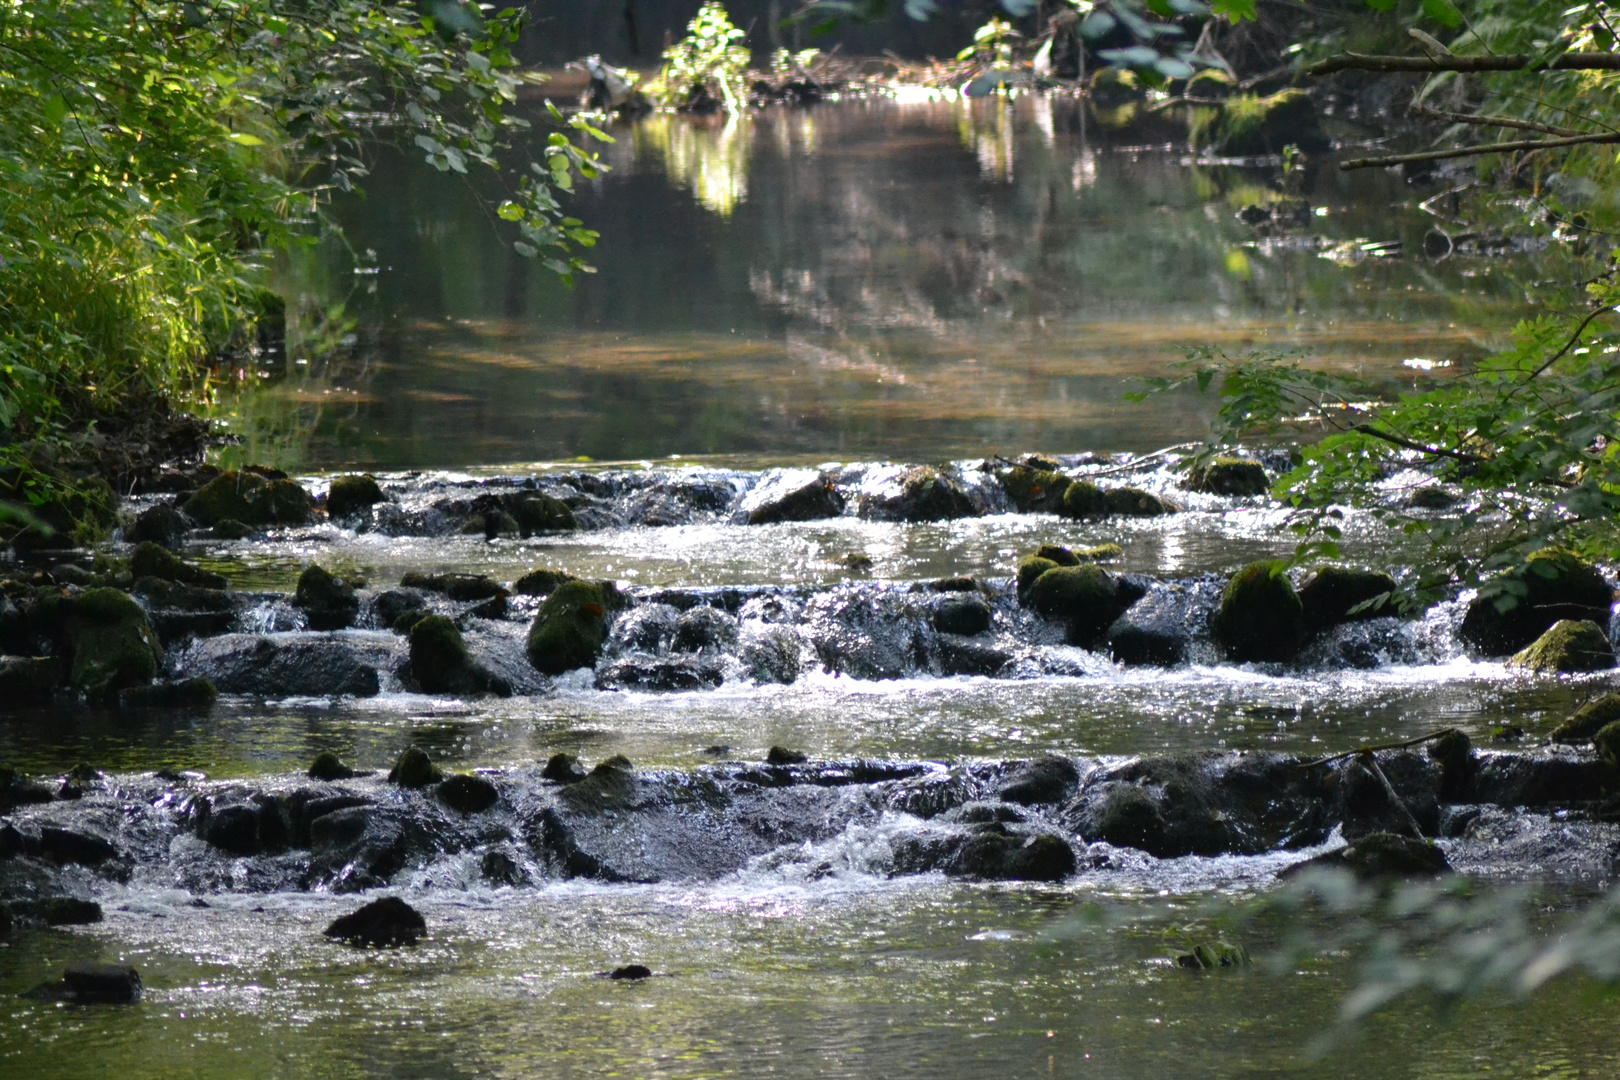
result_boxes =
[1185,457,1270,496]
[1594,721,1620,766]
[67,588,163,699]
[513,568,576,597]
[400,571,505,602]
[127,504,188,548]
[1034,544,1082,566]
[1459,550,1614,657]
[459,509,520,537]
[129,541,227,589]
[407,615,512,696]
[1176,941,1251,970]
[1509,619,1616,674]
[1216,561,1306,663]
[509,492,578,534]
[294,564,359,631]
[526,580,611,674]
[183,471,314,528]
[1298,566,1397,632]
[308,750,360,781]
[1059,480,1107,519]
[1024,565,1121,646]
[858,466,979,523]
[1192,89,1328,155]
[1104,486,1177,517]
[211,519,253,540]
[996,467,1069,514]
[1405,486,1458,510]
[1077,543,1124,562]
[1550,692,1620,744]
[388,745,442,789]
[1184,68,1233,99]
[1016,556,1059,600]
[325,474,384,520]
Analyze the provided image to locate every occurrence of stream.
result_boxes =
[4,95,1617,1079]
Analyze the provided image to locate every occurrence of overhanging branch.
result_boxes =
[1339,132,1620,171]
[1303,51,1620,76]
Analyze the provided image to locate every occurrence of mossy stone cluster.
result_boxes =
[995,467,1069,514]
[514,568,576,597]
[1298,567,1396,632]
[1458,550,1614,656]
[182,470,314,528]
[1508,619,1616,674]
[509,492,578,534]
[1024,563,1120,646]
[526,580,612,674]
[1551,693,1620,744]
[388,746,443,789]
[1215,560,1306,663]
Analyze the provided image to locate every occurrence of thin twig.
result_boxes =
[1407,102,1584,138]
[1525,304,1618,380]
[1079,442,1204,478]
[1361,752,1428,839]
[1352,424,1485,464]
[1340,132,1620,171]
[1296,729,1460,769]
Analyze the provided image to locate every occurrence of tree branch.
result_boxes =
[1339,132,1620,171]
[1407,102,1584,138]
[1304,51,1620,76]
[1351,424,1485,463]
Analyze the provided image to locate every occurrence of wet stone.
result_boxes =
[389,746,443,789]
[608,964,653,981]
[1551,693,1620,744]
[1509,619,1616,674]
[541,753,588,784]
[672,606,736,652]
[26,963,142,1005]
[371,589,427,631]
[436,773,499,815]
[1215,561,1306,664]
[1459,550,1614,657]
[127,504,188,548]
[998,756,1081,806]
[400,571,505,602]
[514,568,576,597]
[1185,457,1269,496]
[325,474,385,520]
[307,751,360,782]
[595,657,724,692]
[130,542,227,589]
[323,896,426,947]
[933,594,993,637]
[1285,832,1451,879]
[117,678,217,711]
[766,746,809,766]
[745,470,845,525]
[1298,567,1397,633]
[741,628,802,684]
[294,564,360,631]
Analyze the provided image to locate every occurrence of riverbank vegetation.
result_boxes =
[0,0,607,542]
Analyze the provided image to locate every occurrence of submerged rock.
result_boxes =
[130,541,227,589]
[172,633,387,697]
[117,677,217,711]
[294,564,360,631]
[933,593,993,637]
[325,474,385,520]
[1215,561,1306,663]
[1298,566,1396,632]
[399,571,505,602]
[405,615,512,697]
[323,896,425,947]
[1285,832,1451,879]
[308,751,360,782]
[526,580,611,675]
[1184,457,1269,496]
[1458,550,1614,657]
[1509,619,1616,674]
[183,470,313,528]
[26,963,142,1005]
[436,773,498,814]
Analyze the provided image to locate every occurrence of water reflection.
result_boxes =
[232,95,1557,470]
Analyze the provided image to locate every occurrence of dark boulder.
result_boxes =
[128,504,188,547]
[541,753,588,784]
[66,588,164,699]
[323,896,426,947]
[1015,556,1060,600]
[742,628,802,684]
[526,580,611,675]
[1284,832,1451,879]
[173,634,385,697]
[1458,550,1614,657]
[595,657,724,691]
[130,542,227,589]
[1214,561,1306,663]
[294,564,360,631]
[1106,580,1218,667]
[672,606,736,652]
[405,615,511,697]
[746,471,846,524]
[934,594,993,637]
[1298,567,1396,632]
[436,773,498,814]
[1059,480,1108,519]
[950,826,1075,882]
[509,492,578,535]
[1024,565,1131,646]
[26,963,142,1005]
[130,578,237,643]
[936,637,1011,676]
[0,655,62,704]
[118,678,217,710]
[1104,486,1176,517]
[608,964,654,980]
[1196,90,1329,155]
[308,751,360,781]
[325,474,385,520]
[205,803,275,856]
[1184,457,1269,496]
[39,826,119,866]
[766,746,809,765]
[399,571,505,602]
[372,589,427,631]
[513,568,576,597]
[998,756,1080,805]
[856,467,979,523]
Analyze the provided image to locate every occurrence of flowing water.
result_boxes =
[5,97,1618,1079]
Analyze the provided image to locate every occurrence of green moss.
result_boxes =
[1176,941,1251,970]
[514,568,577,597]
[1016,556,1059,598]
[1059,480,1107,519]
[68,587,162,699]
[1195,90,1326,155]
[1509,619,1616,674]
[1076,543,1124,562]
[1034,544,1081,566]
[1595,721,1620,766]
[1459,549,1614,656]
[183,470,313,527]
[308,750,358,781]
[294,564,359,630]
[1104,486,1176,517]
[1217,561,1306,663]
[1551,693,1620,744]
[526,580,611,675]
[129,541,227,589]
[509,493,578,534]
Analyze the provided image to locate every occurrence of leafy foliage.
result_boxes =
[0,0,608,531]
[652,2,752,112]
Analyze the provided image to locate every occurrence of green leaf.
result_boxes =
[496,200,525,221]
[1211,0,1256,21]
[226,132,266,146]
[41,94,67,127]
[1421,0,1462,29]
